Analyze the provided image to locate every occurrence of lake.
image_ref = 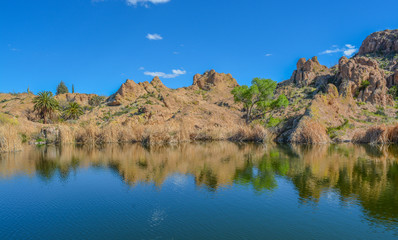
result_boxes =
[0,143,397,239]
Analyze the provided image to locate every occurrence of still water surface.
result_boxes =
[0,143,397,239]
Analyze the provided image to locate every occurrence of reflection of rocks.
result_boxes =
[1,143,398,228]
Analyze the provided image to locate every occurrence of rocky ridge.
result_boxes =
[2,29,398,147]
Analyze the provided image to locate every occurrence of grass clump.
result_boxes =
[327,119,350,139]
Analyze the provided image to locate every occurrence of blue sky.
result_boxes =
[1,0,398,95]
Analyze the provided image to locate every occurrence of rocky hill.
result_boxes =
[273,29,398,143]
[1,29,398,151]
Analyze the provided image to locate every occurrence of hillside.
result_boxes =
[1,29,398,151]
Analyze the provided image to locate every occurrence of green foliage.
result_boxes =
[63,102,84,120]
[89,95,106,106]
[0,112,19,125]
[358,80,370,92]
[374,106,386,116]
[267,117,282,127]
[231,78,279,123]
[327,119,350,139]
[72,84,75,94]
[270,94,289,109]
[356,101,366,106]
[56,81,69,95]
[388,86,398,99]
[33,91,59,124]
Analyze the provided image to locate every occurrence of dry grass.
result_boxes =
[0,124,22,152]
[352,125,398,144]
[290,118,330,143]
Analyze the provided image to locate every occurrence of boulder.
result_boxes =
[40,127,60,144]
[337,56,393,106]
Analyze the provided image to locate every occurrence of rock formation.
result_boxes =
[192,69,238,90]
[358,29,398,56]
[107,77,167,106]
[337,56,393,106]
[289,56,330,87]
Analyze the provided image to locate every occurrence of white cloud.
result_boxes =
[265,53,272,57]
[343,49,357,57]
[144,69,186,78]
[127,0,170,6]
[138,67,145,70]
[146,33,163,40]
[320,44,358,57]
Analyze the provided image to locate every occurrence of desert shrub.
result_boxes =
[0,113,18,125]
[326,119,349,139]
[267,117,282,127]
[358,80,370,92]
[388,86,398,99]
[89,96,106,106]
[374,106,386,116]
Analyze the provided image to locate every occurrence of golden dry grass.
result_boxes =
[0,124,22,152]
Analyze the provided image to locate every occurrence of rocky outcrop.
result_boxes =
[192,69,238,90]
[289,56,330,87]
[358,29,398,56]
[107,77,168,106]
[337,56,393,106]
[39,127,60,144]
[387,71,398,87]
[277,83,359,143]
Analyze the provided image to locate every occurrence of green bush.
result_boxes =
[267,117,282,127]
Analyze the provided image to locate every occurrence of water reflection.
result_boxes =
[1,142,398,231]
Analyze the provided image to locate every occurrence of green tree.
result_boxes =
[231,78,278,123]
[72,84,75,93]
[63,102,84,120]
[56,81,69,95]
[33,91,59,124]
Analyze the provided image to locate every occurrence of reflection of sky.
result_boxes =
[1,143,398,239]
[0,166,397,239]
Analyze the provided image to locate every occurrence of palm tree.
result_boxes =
[33,91,59,124]
[63,102,84,120]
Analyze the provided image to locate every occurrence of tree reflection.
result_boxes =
[1,142,398,229]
